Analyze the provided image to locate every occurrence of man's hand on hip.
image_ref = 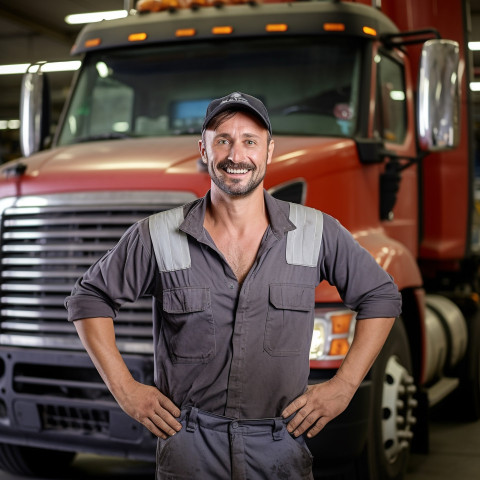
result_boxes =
[281,375,356,438]
[116,378,182,440]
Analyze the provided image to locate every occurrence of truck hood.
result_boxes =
[1,136,359,198]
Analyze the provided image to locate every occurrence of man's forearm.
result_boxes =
[74,316,182,438]
[74,317,135,397]
[282,316,395,438]
[335,316,395,389]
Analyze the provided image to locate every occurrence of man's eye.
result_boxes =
[218,139,229,145]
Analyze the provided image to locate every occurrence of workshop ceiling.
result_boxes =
[0,0,479,130]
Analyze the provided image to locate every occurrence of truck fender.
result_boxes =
[355,230,422,291]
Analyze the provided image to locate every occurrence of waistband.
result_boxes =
[181,407,291,440]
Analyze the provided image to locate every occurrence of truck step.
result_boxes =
[426,377,459,406]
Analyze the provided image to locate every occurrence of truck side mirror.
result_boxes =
[417,39,460,151]
[20,64,51,157]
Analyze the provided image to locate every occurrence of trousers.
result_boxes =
[156,407,314,480]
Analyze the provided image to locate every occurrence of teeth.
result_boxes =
[226,168,249,174]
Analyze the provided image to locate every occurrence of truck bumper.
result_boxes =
[0,347,156,460]
[306,375,371,473]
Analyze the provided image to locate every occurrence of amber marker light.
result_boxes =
[128,32,148,42]
[331,313,352,334]
[212,26,233,35]
[176,28,196,37]
[266,24,288,32]
[329,338,350,356]
[363,26,377,36]
[84,38,101,48]
[323,23,345,32]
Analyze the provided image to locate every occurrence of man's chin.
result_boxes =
[217,184,257,198]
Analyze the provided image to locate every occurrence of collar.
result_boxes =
[179,190,296,241]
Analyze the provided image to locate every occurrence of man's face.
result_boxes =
[199,112,274,197]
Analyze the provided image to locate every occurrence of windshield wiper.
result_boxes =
[76,132,133,143]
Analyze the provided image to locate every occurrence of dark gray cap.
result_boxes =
[202,92,272,135]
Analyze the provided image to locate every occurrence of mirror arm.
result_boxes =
[378,149,426,221]
[381,29,441,49]
[381,149,427,171]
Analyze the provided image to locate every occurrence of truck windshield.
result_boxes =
[56,37,361,146]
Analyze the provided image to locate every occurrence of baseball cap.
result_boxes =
[202,92,272,136]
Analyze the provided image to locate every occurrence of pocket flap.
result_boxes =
[163,287,209,314]
[269,284,314,312]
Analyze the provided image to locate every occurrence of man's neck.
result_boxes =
[206,185,268,234]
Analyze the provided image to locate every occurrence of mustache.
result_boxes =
[216,159,255,171]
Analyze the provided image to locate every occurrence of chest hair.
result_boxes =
[211,230,265,284]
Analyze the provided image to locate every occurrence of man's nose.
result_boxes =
[227,143,242,162]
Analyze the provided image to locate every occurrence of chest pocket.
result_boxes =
[162,287,215,364]
[264,284,315,356]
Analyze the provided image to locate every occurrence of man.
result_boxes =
[66,92,401,479]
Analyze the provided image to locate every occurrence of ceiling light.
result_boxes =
[0,61,81,75]
[65,10,128,25]
[0,120,20,130]
[0,64,31,75]
[469,42,480,51]
[33,61,81,73]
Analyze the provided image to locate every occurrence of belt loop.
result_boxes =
[272,418,284,441]
[186,407,198,433]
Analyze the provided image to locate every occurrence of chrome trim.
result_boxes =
[4,191,196,208]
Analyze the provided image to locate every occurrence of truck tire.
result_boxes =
[0,443,75,476]
[358,318,417,480]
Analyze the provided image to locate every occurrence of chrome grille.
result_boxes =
[0,191,196,354]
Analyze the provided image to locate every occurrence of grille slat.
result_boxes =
[2,257,101,266]
[4,230,127,240]
[4,214,145,227]
[1,283,75,292]
[0,192,194,354]
[3,244,112,253]
[2,270,87,278]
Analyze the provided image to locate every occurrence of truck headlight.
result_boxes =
[309,308,356,361]
[309,320,327,360]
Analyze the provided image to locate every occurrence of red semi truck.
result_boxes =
[0,0,477,478]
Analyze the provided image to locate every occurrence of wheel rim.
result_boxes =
[381,356,417,464]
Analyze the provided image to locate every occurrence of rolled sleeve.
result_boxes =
[65,218,155,322]
[320,214,402,319]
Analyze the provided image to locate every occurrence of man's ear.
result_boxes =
[267,139,275,165]
[198,140,207,163]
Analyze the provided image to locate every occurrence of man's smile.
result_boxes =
[218,160,254,176]
[225,166,251,175]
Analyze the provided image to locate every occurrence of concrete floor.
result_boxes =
[0,417,479,480]
[406,417,480,480]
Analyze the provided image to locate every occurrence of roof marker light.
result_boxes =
[176,28,196,37]
[363,26,377,36]
[266,24,288,33]
[323,23,345,32]
[85,38,101,48]
[128,32,148,42]
[212,26,233,35]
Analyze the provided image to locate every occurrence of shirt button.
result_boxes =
[229,283,234,289]
[232,421,238,429]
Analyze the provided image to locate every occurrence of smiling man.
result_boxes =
[66,92,401,479]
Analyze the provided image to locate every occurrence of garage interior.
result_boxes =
[0,2,479,480]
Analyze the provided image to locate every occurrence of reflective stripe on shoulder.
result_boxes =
[148,206,191,272]
[286,203,323,267]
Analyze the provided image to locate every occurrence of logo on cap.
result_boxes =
[221,92,249,106]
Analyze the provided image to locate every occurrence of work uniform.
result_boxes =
[66,190,402,479]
